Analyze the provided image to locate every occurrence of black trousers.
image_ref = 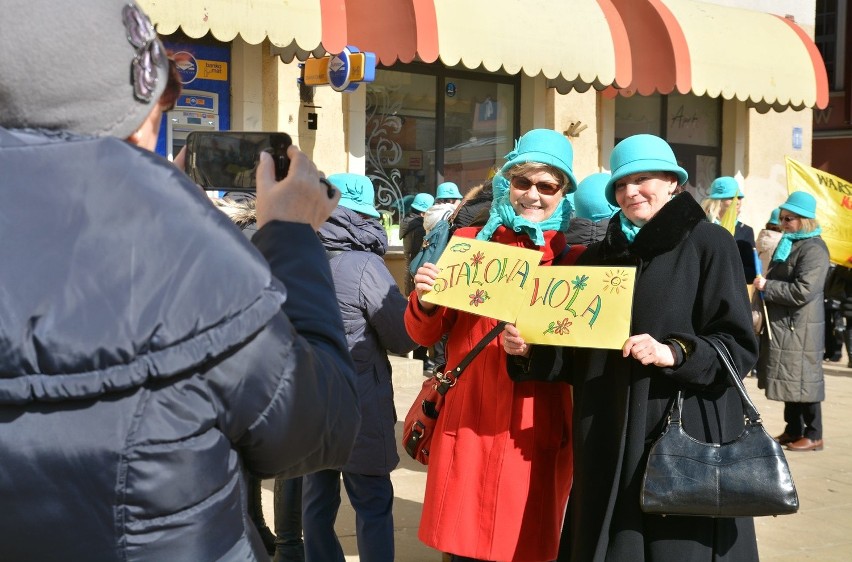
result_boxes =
[784,401,823,440]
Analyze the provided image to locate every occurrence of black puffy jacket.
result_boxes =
[0,131,360,561]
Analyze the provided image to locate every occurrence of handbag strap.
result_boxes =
[706,337,762,422]
[435,321,507,395]
[669,337,761,425]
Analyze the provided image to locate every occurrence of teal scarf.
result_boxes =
[771,227,822,262]
[476,193,572,245]
[619,212,642,244]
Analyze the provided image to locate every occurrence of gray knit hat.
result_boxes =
[0,0,168,139]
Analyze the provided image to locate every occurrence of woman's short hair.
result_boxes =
[799,218,819,233]
[505,162,570,192]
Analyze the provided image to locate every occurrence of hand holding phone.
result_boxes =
[255,146,340,231]
[185,131,293,190]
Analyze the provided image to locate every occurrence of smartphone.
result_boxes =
[184,131,292,190]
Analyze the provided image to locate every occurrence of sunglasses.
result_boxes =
[780,215,801,223]
[510,176,562,196]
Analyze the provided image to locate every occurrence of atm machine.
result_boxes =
[164,89,219,160]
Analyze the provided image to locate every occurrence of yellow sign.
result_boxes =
[515,266,636,349]
[301,57,329,86]
[421,237,637,349]
[196,59,227,81]
[301,53,369,87]
[421,237,543,322]
[785,157,852,265]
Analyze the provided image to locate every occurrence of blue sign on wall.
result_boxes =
[156,39,231,157]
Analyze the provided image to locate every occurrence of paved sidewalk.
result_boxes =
[260,358,852,561]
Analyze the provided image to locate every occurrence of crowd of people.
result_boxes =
[1,1,847,561]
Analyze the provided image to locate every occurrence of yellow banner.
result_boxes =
[422,237,543,322]
[785,157,852,265]
[422,237,637,348]
[516,266,636,349]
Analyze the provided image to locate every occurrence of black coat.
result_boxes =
[540,194,759,562]
[734,221,757,283]
[0,132,360,561]
[400,211,426,295]
[318,207,416,474]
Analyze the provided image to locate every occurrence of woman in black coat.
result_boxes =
[504,134,759,562]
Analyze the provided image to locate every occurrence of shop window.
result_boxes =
[366,67,518,246]
[815,0,845,91]
[615,93,721,199]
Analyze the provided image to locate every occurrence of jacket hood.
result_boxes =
[318,206,388,256]
[0,131,284,405]
[399,211,423,239]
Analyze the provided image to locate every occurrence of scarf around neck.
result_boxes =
[476,192,571,245]
[618,212,642,243]
[771,227,822,263]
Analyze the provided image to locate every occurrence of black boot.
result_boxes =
[273,476,305,562]
[248,475,276,555]
[845,322,852,368]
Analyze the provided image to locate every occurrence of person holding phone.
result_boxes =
[0,2,360,560]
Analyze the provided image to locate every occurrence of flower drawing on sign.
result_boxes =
[470,251,486,266]
[571,275,589,291]
[543,317,573,336]
[469,289,490,307]
[602,269,631,295]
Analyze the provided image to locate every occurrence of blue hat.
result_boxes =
[604,134,688,206]
[501,129,578,193]
[708,176,742,199]
[768,207,781,226]
[779,191,817,219]
[411,192,435,213]
[574,173,619,221]
[435,182,463,200]
[328,173,380,218]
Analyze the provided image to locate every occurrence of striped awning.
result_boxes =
[139,0,631,90]
[599,0,829,111]
[139,0,827,110]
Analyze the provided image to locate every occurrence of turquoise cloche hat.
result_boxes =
[779,191,817,219]
[411,192,435,213]
[574,172,618,221]
[328,173,380,218]
[604,134,688,206]
[708,176,743,199]
[500,129,578,193]
[767,207,781,226]
[435,182,463,200]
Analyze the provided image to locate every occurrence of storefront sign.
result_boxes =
[300,47,376,92]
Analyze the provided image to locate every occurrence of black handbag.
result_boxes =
[640,337,799,517]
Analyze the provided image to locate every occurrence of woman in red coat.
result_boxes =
[406,129,582,561]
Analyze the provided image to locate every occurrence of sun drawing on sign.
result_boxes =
[602,269,630,294]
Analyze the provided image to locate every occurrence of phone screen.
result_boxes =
[185,131,292,190]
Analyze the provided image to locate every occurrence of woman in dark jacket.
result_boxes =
[505,134,759,562]
[563,172,618,245]
[0,2,360,560]
[754,191,830,451]
[302,173,417,562]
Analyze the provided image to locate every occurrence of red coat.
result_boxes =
[405,226,581,561]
